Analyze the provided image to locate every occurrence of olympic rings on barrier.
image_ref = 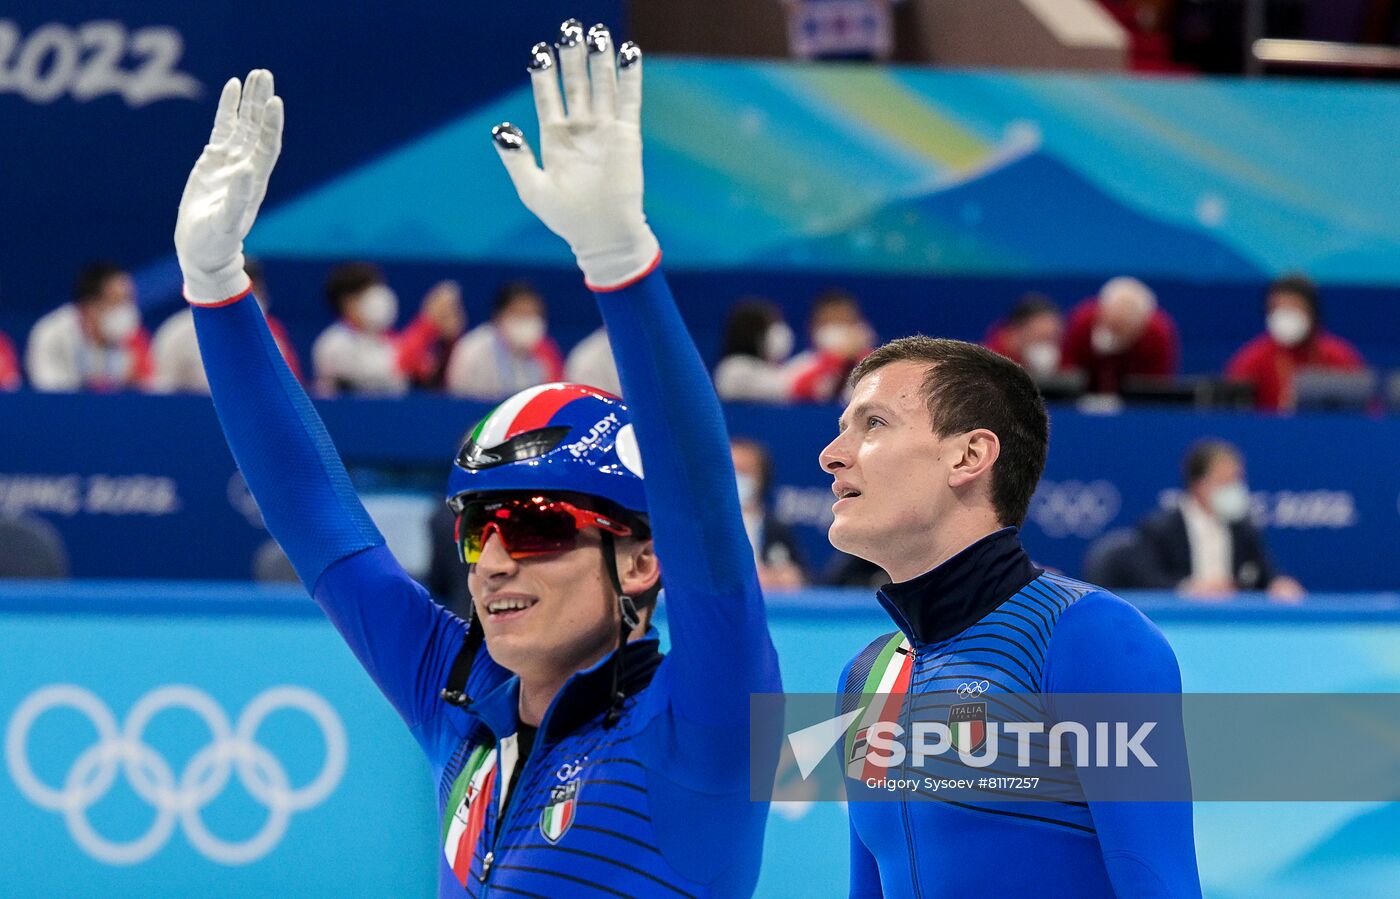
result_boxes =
[1027,480,1122,540]
[4,684,347,865]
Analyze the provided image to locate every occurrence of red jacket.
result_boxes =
[983,323,1023,366]
[789,348,871,402]
[0,331,18,391]
[124,328,155,391]
[1225,331,1364,411]
[1062,299,1179,394]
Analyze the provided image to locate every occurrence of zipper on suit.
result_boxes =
[900,646,923,898]
[480,703,565,894]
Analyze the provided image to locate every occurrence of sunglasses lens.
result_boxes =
[457,498,585,563]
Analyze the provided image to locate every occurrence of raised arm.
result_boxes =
[173,72,493,743]
[492,24,780,726]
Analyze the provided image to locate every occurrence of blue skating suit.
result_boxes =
[194,268,782,897]
[841,529,1201,897]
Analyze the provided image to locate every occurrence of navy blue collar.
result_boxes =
[876,527,1041,647]
[465,630,663,744]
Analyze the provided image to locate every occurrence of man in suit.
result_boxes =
[731,436,809,590]
[1135,440,1305,601]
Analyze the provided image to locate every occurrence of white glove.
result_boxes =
[174,69,284,305]
[493,21,661,291]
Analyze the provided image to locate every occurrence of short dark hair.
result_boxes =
[1267,273,1321,322]
[1006,293,1060,328]
[721,299,780,360]
[324,262,384,315]
[849,336,1049,528]
[492,280,542,317]
[810,288,860,325]
[1183,439,1240,488]
[730,435,774,496]
[73,261,127,304]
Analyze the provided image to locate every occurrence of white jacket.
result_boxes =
[25,304,146,392]
[312,321,406,396]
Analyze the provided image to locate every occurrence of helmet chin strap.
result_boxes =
[599,531,639,727]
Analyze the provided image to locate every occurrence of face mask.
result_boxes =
[1209,481,1251,524]
[735,472,759,507]
[356,285,398,333]
[1022,341,1060,377]
[1091,325,1120,356]
[1267,307,1310,348]
[502,314,545,352]
[763,322,794,362]
[815,323,855,354]
[98,303,140,344]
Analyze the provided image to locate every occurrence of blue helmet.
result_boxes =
[447,383,647,517]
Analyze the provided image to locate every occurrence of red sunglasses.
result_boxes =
[454,495,633,565]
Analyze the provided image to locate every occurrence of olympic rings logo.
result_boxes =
[5,684,347,866]
[1028,480,1122,539]
[956,681,990,698]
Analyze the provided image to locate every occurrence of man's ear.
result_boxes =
[947,428,1000,490]
[619,538,661,597]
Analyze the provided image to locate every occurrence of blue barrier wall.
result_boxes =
[2,393,1397,588]
[3,583,1399,898]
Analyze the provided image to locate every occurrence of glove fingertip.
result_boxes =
[263,95,285,132]
[491,122,526,151]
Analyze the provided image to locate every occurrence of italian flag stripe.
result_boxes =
[844,634,912,778]
[503,385,594,439]
[470,384,558,448]
[442,746,497,884]
[857,648,914,781]
[471,383,613,450]
[543,799,573,840]
[861,637,900,694]
[467,404,501,446]
[453,764,497,881]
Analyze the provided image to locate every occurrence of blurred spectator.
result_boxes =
[784,0,896,61]
[565,326,622,395]
[0,317,17,391]
[312,263,464,396]
[714,298,797,402]
[788,289,875,403]
[1225,274,1366,413]
[731,437,808,590]
[1133,439,1305,602]
[984,293,1065,379]
[151,259,302,393]
[26,261,152,392]
[406,280,466,391]
[823,552,889,589]
[446,281,564,400]
[1062,276,1178,395]
[426,502,472,618]
[1100,0,1189,73]
[0,267,16,391]
[0,515,68,577]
